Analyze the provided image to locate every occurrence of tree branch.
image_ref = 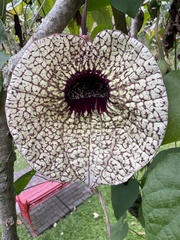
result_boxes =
[3,0,84,88]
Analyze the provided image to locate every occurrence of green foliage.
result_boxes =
[142,147,180,182]
[147,0,161,19]
[6,0,24,15]
[88,0,110,11]
[111,179,140,239]
[0,19,8,45]
[14,169,36,195]
[68,19,80,36]
[37,0,56,16]
[142,151,180,239]
[0,19,10,92]
[90,7,113,29]
[111,178,139,220]
[13,151,35,195]
[85,5,113,39]
[111,213,128,240]
[110,0,144,18]
[0,71,3,92]
[163,70,180,145]
[0,51,10,69]
[0,0,6,22]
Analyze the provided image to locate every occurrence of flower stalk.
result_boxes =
[81,0,89,35]
[96,188,111,240]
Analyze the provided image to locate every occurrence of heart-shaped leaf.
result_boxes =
[111,178,139,220]
[110,213,128,240]
[162,70,180,145]
[142,152,180,239]
[110,0,144,18]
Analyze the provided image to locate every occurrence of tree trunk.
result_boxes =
[0,90,18,240]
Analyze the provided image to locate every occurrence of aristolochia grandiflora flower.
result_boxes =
[6,30,168,187]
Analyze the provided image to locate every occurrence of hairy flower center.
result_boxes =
[65,71,110,114]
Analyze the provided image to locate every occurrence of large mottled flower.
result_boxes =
[6,30,168,187]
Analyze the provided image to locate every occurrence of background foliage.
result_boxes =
[0,0,180,239]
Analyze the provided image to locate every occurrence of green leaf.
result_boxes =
[6,0,23,15]
[14,169,36,195]
[142,152,180,240]
[111,178,139,220]
[88,0,110,11]
[143,148,180,181]
[162,70,180,145]
[0,0,6,22]
[0,19,8,45]
[110,213,128,240]
[68,19,80,35]
[90,7,113,27]
[37,0,56,17]
[147,0,161,19]
[0,51,10,69]
[138,9,150,34]
[86,11,95,33]
[138,204,145,228]
[5,0,12,4]
[110,0,144,18]
[0,70,3,92]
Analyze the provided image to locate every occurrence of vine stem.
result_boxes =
[174,38,177,70]
[154,7,164,59]
[29,0,47,30]
[96,188,111,240]
[81,0,89,35]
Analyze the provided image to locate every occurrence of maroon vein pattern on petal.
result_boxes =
[5,30,168,187]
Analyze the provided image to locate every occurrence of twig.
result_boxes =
[29,0,46,30]
[129,227,145,239]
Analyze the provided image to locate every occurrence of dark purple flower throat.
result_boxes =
[65,70,110,115]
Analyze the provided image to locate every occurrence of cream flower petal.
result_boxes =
[5,30,168,187]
